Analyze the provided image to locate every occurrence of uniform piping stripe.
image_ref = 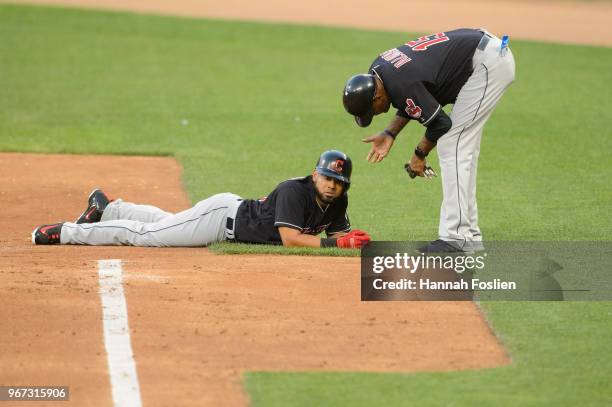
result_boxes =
[274,221,304,231]
[422,104,442,126]
[64,206,229,237]
[455,63,488,236]
[472,64,489,122]
[454,126,467,234]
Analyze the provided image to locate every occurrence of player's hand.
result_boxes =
[337,229,371,249]
[362,133,394,163]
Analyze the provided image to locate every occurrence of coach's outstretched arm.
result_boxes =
[278,227,371,249]
[362,115,410,163]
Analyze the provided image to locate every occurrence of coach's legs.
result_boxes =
[467,47,515,243]
[61,193,242,247]
[437,64,488,244]
[437,38,514,246]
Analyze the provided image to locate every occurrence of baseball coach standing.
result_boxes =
[343,28,515,252]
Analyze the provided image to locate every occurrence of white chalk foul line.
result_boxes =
[98,259,143,407]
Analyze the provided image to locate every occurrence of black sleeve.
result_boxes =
[326,198,351,235]
[273,186,306,231]
[425,109,452,143]
[396,109,410,119]
[395,82,441,126]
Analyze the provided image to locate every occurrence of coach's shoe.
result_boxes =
[32,223,63,245]
[419,239,464,253]
[76,189,110,224]
[464,240,485,252]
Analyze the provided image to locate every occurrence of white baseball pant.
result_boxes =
[437,31,515,248]
[60,193,243,247]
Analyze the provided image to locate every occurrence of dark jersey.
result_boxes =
[234,176,351,244]
[369,28,483,126]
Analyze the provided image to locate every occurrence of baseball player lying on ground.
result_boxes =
[31,150,371,249]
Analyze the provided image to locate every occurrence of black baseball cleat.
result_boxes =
[76,189,110,224]
[419,239,465,253]
[32,223,63,245]
[464,241,485,252]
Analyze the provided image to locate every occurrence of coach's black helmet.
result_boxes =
[343,74,377,127]
[315,150,352,191]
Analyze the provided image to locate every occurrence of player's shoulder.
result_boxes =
[334,192,349,208]
[274,175,312,194]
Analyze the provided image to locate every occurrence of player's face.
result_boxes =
[313,172,344,204]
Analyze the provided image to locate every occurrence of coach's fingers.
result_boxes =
[362,134,378,143]
[367,150,382,163]
[424,166,437,178]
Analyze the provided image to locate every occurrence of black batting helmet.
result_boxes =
[343,74,377,127]
[315,150,352,191]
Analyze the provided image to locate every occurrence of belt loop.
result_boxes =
[224,195,243,241]
[477,35,490,51]
[225,217,236,240]
[225,217,235,241]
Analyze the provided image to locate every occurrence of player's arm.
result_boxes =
[362,114,410,163]
[326,204,352,238]
[278,227,326,248]
[408,110,452,176]
[274,187,369,248]
[278,227,370,249]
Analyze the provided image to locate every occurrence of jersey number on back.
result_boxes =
[407,32,449,51]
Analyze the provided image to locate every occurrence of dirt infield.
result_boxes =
[0,153,510,405]
[16,0,612,46]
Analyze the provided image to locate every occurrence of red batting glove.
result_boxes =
[337,230,371,249]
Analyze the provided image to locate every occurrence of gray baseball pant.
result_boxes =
[437,30,516,248]
[60,193,243,247]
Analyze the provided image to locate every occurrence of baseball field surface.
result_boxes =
[1,1,611,406]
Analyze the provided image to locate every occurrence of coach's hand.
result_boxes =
[337,230,371,249]
[408,154,426,176]
[407,154,436,179]
[363,133,394,163]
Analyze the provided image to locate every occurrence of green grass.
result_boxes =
[1,4,611,406]
[209,242,359,256]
